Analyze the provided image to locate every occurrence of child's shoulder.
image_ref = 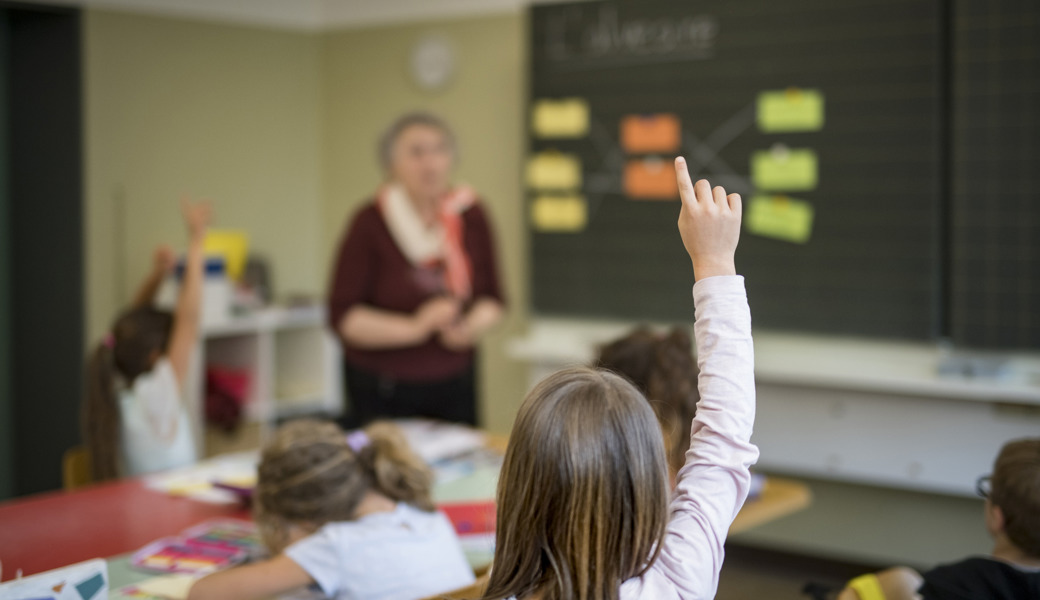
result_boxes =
[922,556,1040,599]
[119,358,176,397]
[323,504,450,537]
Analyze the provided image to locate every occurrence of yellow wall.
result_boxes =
[84,11,324,345]
[321,15,529,433]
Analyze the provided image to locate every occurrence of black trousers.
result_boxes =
[340,362,478,429]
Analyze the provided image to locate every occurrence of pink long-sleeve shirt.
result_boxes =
[504,276,759,600]
[619,275,760,599]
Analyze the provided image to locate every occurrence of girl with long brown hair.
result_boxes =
[483,159,759,600]
[187,419,475,600]
[83,198,211,479]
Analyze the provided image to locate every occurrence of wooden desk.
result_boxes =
[0,440,810,584]
[731,477,813,535]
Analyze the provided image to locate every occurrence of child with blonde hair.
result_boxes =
[188,419,475,600]
[482,158,758,600]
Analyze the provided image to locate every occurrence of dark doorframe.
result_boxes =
[2,2,83,497]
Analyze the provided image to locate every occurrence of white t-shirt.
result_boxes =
[119,358,198,476]
[285,503,476,600]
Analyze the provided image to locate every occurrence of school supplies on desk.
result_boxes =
[130,519,263,575]
[144,451,258,504]
[181,519,264,559]
[394,419,488,464]
[439,500,497,561]
[116,573,197,600]
[131,538,245,575]
[0,558,107,600]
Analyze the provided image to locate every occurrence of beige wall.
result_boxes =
[84,11,324,345]
[321,15,529,434]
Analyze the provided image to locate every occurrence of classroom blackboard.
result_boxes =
[949,0,1040,349]
[527,0,945,340]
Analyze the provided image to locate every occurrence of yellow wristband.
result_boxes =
[848,574,886,600]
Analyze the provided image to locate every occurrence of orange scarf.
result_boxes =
[378,183,476,299]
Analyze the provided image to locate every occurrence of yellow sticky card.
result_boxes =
[204,230,250,281]
[746,195,814,244]
[757,88,825,133]
[751,146,818,191]
[532,98,590,138]
[525,152,582,190]
[531,195,587,232]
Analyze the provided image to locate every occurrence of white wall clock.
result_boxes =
[411,34,456,91]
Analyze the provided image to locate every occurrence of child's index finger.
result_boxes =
[674,157,696,206]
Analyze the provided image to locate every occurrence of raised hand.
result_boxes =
[153,244,176,274]
[674,157,741,281]
[180,196,213,241]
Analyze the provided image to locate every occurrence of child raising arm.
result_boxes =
[83,198,211,479]
[642,159,760,598]
[482,158,757,600]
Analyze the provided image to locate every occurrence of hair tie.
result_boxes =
[346,430,370,453]
[103,333,116,350]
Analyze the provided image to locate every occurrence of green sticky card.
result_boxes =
[751,147,818,191]
[757,88,825,133]
[746,195,814,244]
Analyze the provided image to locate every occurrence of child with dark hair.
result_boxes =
[840,438,1040,600]
[83,198,211,479]
[597,326,699,480]
[187,419,475,600]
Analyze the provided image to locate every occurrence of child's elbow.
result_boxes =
[185,576,218,600]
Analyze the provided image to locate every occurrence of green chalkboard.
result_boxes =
[528,0,944,339]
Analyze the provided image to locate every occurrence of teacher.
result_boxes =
[327,112,505,427]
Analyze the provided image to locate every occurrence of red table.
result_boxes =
[0,479,249,581]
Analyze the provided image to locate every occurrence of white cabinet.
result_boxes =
[186,305,343,456]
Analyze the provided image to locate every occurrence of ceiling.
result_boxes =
[19,0,548,30]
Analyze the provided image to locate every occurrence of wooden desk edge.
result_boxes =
[729,477,813,535]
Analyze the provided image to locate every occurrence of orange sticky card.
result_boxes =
[620,114,681,154]
[623,159,679,200]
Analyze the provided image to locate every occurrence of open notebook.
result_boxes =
[0,558,107,600]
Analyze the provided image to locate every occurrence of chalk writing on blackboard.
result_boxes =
[545,6,719,66]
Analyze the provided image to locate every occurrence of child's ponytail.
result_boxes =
[357,422,435,512]
[254,419,435,554]
[84,342,121,481]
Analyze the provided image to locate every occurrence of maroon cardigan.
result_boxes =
[327,200,505,382]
